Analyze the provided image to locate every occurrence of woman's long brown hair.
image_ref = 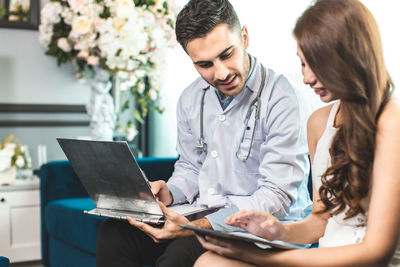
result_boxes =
[294,0,393,219]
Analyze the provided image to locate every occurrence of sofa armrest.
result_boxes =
[40,161,88,206]
[40,160,88,267]
[40,157,177,266]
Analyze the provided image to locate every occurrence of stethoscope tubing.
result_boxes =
[196,64,266,161]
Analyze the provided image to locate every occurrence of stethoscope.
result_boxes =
[196,65,266,161]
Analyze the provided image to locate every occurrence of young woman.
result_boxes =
[194,0,400,266]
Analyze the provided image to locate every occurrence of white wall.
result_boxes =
[1,1,398,158]
[150,0,400,157]
[0,0,90,105]
[0,1,91,167]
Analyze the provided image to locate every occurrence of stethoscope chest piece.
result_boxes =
[196,138,207,153]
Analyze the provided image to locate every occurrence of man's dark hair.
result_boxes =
[175,0,241,50]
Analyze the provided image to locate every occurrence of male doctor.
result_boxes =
[96,0,311,266]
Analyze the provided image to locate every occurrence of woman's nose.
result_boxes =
[303,68,317,86]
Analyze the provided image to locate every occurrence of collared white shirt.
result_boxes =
[167,55,312,231]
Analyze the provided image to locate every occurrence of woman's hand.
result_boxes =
[226,210,285,241]
[195,234,268,265]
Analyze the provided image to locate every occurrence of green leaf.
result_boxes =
[99,6,110,18]
[162,1,168,9]
[133,109,145,124]
[121,100,130,112]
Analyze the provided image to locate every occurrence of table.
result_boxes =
[0,177,41,263]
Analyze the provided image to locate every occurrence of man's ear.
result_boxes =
[241,26,249,49]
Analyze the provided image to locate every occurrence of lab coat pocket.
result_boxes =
[234,135,263,176]
[236,110,263,160]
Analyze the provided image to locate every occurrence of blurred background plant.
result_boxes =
[0,135,31,172]
[39,0,178,142]
[8,0,30,22]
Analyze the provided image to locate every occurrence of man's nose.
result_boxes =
[214,61,229,81]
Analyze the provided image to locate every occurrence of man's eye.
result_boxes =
[198,63,212,68]
[220,51,233,60]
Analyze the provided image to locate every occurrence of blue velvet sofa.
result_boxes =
[40,157,177,267]
[0,256,10,267]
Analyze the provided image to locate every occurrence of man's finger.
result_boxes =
[127,216,160,236]
[158,201,175,218]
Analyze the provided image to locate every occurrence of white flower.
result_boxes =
[15,156,25,168]
[126,125,138,141]
[72,16,92,35]
[116,71,129,80]
[118,77,137,91]
[135,69,146,78]
[41,2,63,25]
[61,7,74,25]
[68,0,95,14]
[115,0,136,18]
[0,150,12,172]
[149,89,158,101]
[126,60,139,71]
[4,143,16,155]
[137,81,145,94]
[39,26,53,48]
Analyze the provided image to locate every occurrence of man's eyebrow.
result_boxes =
[193,45,234,65]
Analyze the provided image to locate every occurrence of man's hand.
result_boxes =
[149,180,173,206]
[127,202,194,243]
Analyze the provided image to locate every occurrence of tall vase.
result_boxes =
[0,166,16,185]
[86,69,116,141]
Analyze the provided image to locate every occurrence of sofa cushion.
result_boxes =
[48,236,96,267]
[45,197,105,255]
[0,256,10,267]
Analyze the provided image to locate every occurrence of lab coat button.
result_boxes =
[211,150,218,158]
[218,114,226,121]
[208,187,216,195]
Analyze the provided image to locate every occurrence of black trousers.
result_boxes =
[96,218,206,267]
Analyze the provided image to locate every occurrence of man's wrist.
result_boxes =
[190,217,212,229]
[176,217,212,238]
[167,191,173,206]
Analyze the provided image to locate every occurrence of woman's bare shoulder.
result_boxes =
[307,103,334,136]
[377,99,400,131]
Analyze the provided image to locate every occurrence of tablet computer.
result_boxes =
[180,224,310,250]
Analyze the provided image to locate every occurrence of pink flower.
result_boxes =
[77,50,89,59]
[87,56,99,65]
[94,18,105,31]
[57,37,72,52]
[68,31,79,41]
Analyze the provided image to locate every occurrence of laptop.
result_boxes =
[57,138,213,224]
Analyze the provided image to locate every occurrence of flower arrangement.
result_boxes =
[0,135,31,172]
[39,0,177,140]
